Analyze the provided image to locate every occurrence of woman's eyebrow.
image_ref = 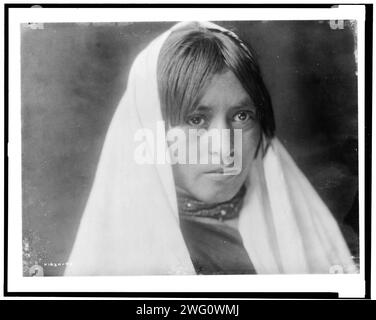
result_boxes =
[193,105,213,113]
[232,97,255,109]
[231,105,256,113]
[196,97,255,111]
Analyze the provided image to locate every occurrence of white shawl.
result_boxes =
[64,21,357,275]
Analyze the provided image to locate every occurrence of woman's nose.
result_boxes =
[207,119,234,165]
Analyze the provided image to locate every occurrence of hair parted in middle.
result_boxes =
[157,22,275,142]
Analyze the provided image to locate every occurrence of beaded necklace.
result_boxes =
[177,185,246,221]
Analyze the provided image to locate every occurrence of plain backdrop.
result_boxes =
[21,21,358,276]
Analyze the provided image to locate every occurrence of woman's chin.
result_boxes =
[190,185,240,204]
[174,170,248,204]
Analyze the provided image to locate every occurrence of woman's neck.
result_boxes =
[176,185,247,226]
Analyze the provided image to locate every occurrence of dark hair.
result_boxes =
[157,23,275,139]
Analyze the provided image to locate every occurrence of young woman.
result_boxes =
[64,21,357,275]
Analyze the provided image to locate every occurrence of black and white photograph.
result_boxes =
[5,5,369,297]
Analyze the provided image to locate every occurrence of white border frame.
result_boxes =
[7,5,366,298]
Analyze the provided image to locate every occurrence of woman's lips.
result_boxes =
[204,166,240,180]
[206,167,226,174]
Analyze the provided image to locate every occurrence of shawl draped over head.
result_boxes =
[64,21,357,275]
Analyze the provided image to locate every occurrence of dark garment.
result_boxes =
[179,216,256,275]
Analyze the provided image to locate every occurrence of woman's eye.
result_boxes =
[233,111,252,122]
[187,115,206,126]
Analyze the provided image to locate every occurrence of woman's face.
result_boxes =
[168,70,261,204]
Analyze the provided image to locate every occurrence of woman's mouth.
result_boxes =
[204,166,240,180]
[206,167,226,174]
